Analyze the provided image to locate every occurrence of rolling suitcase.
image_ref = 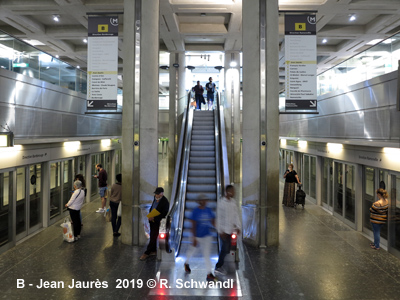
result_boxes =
[295,185,306,209]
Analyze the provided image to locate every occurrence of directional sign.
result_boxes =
[285,14,317,111]
[87,16,118,110]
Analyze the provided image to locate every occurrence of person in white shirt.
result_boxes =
[65,180,85,241]
[215,185,241,275]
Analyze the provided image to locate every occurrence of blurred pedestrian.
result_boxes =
[282,163,301,207]
[370,188,389,250]
[109,174,122,237]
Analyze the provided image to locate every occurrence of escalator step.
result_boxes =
[192,126,214,130]
[189,163,215,170]
[185,200,217,210]
[192,130,214,135]
[189,151,215,157]
[187,176,216,184]
[190,145,215,151]
[188,170,215,177]
[191,135,214,140]
[189,157,215,163]
[187,184,217,192]
[186,192,217,201]
[191,140,214,146]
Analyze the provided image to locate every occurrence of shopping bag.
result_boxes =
[117,202,122,217]
[61,217,75,243]
[190,101,196,107]
[105,207,112,222]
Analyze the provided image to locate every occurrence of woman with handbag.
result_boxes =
[65,180,85,241]
[282,163,301,207]
[109,174,122,237]
[370,188,389,250]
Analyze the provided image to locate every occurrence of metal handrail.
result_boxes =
[163,92,193,255]
[217,92,230,192]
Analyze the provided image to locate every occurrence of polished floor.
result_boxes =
[1,177,400,299]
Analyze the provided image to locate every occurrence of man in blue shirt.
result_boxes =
[184,194,217,282]
[205,77,216,110]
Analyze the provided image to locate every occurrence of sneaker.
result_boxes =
[149,251,157,256]
[206,273,217,282]
[74,237,79,241]
[184,263,191,273]
[140,254,149,261]
[214,267,227,275]
[77,235,81,239]
[113,232,121,237]
[96,208,105,213]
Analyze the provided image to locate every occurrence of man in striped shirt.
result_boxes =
[215,185,241,275]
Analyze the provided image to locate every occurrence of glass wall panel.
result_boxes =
[304,155,310,195]
[50,162,61,219]
[364,167,375,231]
[390,175,400,252]
[29,164,42,228]
[115,150,122,175]
[63,160,73,212]
[310,156,316,199]
[322,158,329,205]
[39,53,60,85]
[13,39,40,79]
[0,171,13,246]
[16,167,26,235]
[345,165,355,223]
[91,154,101,198]
[334,162,343,216]
[60,61,77,91]
[0,34,14,70]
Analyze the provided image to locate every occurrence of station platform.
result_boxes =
[1,191,400,300]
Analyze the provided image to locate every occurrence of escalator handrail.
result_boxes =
[165,92,193,255]
[216,92,230,193]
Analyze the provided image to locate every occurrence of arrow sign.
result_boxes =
[88,101,94,107]
[310,100,317,107]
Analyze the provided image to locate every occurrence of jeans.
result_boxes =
[216,233,232,269]
[68,208,81,237]
[99,186,107,197]
[145,221,160,254]
[185,235,213,274]
[195,94,202,110]
[371,222,382,248]
[110,201,121,233]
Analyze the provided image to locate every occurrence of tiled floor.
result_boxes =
[1,167,400,299]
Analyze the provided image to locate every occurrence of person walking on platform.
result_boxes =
[109,174,122,237]
[205,77,216,110]
[140,187,169,261]
[192,81,204,110]
[215,185,241,276]
[65,180,85,241]
[282,163,301,207]
[184,194,217,282]
[94,164,108,213]
[370,188,389,250]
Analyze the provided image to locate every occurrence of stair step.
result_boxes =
[188,170,216,177]
[185,200,217,210]
[192,125,214,130]
[189,163,215,170]
[191,135,214,140]
[191,140,214,146]
[187,177,216,184]
[190,145,215,151]
[189,157,215,163]
[189,151,215,157]
[187,184,217,192]
[186,192,217,201]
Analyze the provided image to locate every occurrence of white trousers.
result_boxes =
[185,235,213,274]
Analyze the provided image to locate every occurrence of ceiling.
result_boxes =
[0,0,400,87]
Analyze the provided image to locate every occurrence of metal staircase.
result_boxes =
[181,110,219,254]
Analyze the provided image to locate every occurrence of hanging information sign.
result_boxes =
[284,14,317,110]
[87,16,118,110]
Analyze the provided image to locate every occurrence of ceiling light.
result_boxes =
[101,139,111,147]
[55,55,59,58]
[281,139,287,146]
[298,140,307,148]
[349,15,356,21]
[53,15,60,22]
[230,61,237,68]
[383,38,395,44]
[322,39,327,44]
[327,143,343,153]
[83,38,88,43]
[77,66,80,69]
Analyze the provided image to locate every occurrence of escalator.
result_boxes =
[160,92,230,260]
[181,110,218,255]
